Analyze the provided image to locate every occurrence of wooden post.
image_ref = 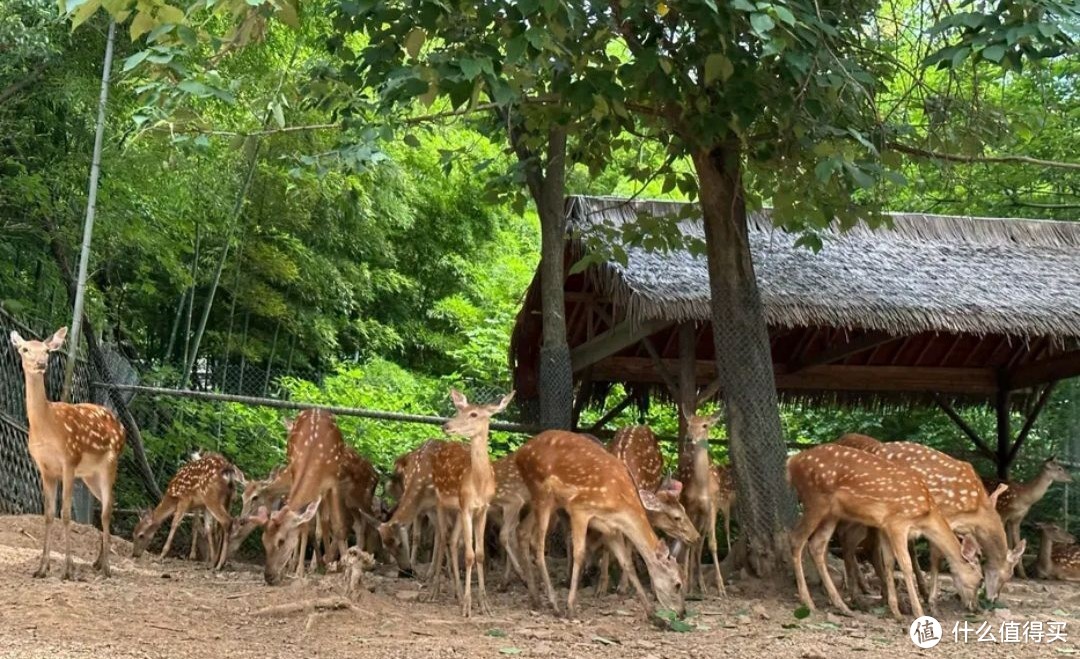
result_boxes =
[677,322,697,464]
[995,371,1012,480]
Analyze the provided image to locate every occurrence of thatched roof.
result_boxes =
[568,196,1080,340]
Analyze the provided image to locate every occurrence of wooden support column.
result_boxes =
[1007,381,1057,464]
[996,371,1012,480]
[932,394,996,461]
[677,322,698,466]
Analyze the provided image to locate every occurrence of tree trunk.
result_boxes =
[691,144,798,578]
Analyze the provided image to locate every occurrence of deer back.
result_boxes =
[284,409,348,507]
[50,403,126,461]
[608,425,663,492]
[870,442,992,519]
[834,432,885,452]
[493,453,527,506]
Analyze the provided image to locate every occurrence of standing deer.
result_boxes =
[491,453,530,589]
[596,425,698,595]
[1034,522,1080,581]
[429,389,514,617]
[788,443,982,619]
[985,458,1072,578]
[246,409,349,585]
[677,414,728,596]
[378,440,444,577]
[310,447,380,568]
[11,327,125,579]
[515,430,685,619]
[846,438,1023,603]
[132,452,242,569]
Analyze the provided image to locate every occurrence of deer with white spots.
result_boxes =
[515,430,686,619]
[1034,522,1080,581]
[379,439,444,577]
[677,414,729,597]
[838,436,1022,604]
[595,425,698,595]
[227,464,290,559]
[985,458,1072,578]
[132,452,243,569]
[788,443,983,619]
[11,327,125,580]
[245,409,350,585]
[490,453,530,589]
[428,389,515,617]
[309,446,380,569]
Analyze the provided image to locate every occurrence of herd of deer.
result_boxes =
[10,327,1078,625]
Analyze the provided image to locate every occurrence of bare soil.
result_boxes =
[0,515,1076,658]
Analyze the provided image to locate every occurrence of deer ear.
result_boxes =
[249,506,271,527]
[292,497,321,526]
[10,331,25,348]
[492,390,516,413]
[450,388,468,409]
[281,417,294,433]
[709,411,724,425]
[988,483,1009,507]
[960,534,980,565]
[1008,539,1026,566]
[639,489,662,512]
[654,540,671,561]
[662,479,684,496]
[46,327,67,351]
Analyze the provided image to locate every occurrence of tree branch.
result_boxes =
[887,141,1080,171]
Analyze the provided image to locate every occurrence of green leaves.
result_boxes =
[793,605,812,620]
[749,12,775,35]
[404,28,426,59]
[704,53,734,85]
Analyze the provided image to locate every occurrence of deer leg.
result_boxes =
[566,510,591,619]
[707,502,726,597]
[789,500,830,612]
[885,527,922,619]
[721,502,732,554]
[203,499,232,571]
[607,532,652,617]
[460,508,477,617]
[58,465,76,581]
[424,506,448,602]
[595,546,611,596]
[328,489,349,570]
[475,506,492,616]
[926,545,941,614]
[410,519,421,567]
[34,474,58,578]
[94,470,114,576]
[499,502,525,590]
[296,521,309,579]
[809,518,850,614]
[187,510,200,561]
[1010,520,1028,578]
[533,501,560,614]
[517,511,539,605]
[839,523,862,597]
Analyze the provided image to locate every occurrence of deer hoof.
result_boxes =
[32,568,47,579]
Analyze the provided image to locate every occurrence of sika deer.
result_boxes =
[985,458,1072,578]
[378,440,444,577]
[515,430,685,619]
[865,440,1022,603]
[1034,522,1080,581]
[491,453,530,589]
[227,464,290,559]
[788,444,982,619]
[132,452,243,569]
[12,327,125,580]
[246,409,351,585]
[429,389,514,617]
[677,414,727,596]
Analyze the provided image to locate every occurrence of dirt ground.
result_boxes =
[0,515,1076,658]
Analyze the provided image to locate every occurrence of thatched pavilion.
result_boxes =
[510,196,1080,478]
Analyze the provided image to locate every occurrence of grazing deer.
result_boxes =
[309,447,380,569]
[596,425,698,595]
[429,389,514,617]
[227,464,290,559]
[985,458,1072,578]
[1034,522,1080,581]
[515,430,685,619]
[132,452,243,569]
[677,414,728,597]
[491,453,530,589]
[859,440,1022,603]
[379,440,444,577]
[11,327,125,580]
[246,409,350,585]
[788,443,982,619]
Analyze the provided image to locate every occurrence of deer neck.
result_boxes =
[22,367,56,433]
[922,513,973,574]
[971,518,1010,571]
[1020,469,1056,506]
[617,506,664,570]
[691,439,711,486]
[467,428,491,475]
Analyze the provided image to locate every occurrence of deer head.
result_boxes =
[644,539,685,616]
[685,412,723,442]
[10,327,67,374]
[639,480,699,544]
[984,536,1026,601]
[131,509,158,558]
[442,389,515,439]
[1043,458,1073,483]
[1036,522,1076,544]
[253,498,321,585]
[953,534,985,610]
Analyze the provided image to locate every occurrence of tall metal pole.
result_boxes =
[62,20,116,402]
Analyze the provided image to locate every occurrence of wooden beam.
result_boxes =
[788,328,820,367]
[586,393,635,433]
[790,331,898,373]
[1010,349,1080,389]
[932,394,996,462]
[592,357,998,395]
[995,372,1012,479]
[888,335,913,366]
[570,317,671,373]
[571,372,593,430]
[912,334,938,367]
[677,322,697,458]
[1007,381,1057,464]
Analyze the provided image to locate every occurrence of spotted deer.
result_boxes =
[515,430,685,619]
[132,452,243,569]
[596,425,698,595]
[227,464,290,559]
[841,437,1022,604]
[985,458,1072,578]
[677,413,728,596]
[429,389,514,617]
[11,327,125,580]
[1034,522,1080,581]
[713,464,736,552]
[246,409,350,585]
[491,453,530,589]
[378,440,444,577]
[310,447,380,568]
[788,443,982,619]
